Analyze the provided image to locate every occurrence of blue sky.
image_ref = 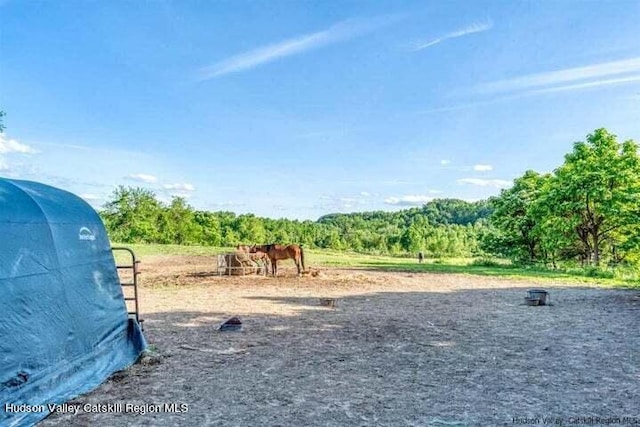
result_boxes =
[1,1,639,220]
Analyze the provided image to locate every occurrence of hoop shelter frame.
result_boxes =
[0,178,146,426]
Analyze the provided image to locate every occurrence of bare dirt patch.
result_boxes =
[42,257,640,426]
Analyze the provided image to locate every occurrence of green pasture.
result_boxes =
[111,243,639,288]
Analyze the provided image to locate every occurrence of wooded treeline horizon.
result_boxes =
[101,128,640,270]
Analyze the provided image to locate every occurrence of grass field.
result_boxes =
[111,243,639,288]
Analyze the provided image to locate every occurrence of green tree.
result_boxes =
[400,216,431,253]
[543,129,640,266]
[194,211,223,246]
[237,214,266,243]
[158,197,201,244]
[101,186,163,243]
[489,170,550,262]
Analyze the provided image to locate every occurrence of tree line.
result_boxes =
[100,189,488,257]
[100,128,639,268]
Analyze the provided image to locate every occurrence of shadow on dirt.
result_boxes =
[357,261,640,288]
[42,285,640,427]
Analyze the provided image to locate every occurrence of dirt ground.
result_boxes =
[42,256,640,426]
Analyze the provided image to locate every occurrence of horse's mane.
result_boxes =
[256,243,274,252]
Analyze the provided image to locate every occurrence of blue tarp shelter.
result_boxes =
[0,178,146,426]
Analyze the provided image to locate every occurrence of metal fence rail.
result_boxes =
[112,246,143,328]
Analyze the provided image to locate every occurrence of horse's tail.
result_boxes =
[300,245,305,271]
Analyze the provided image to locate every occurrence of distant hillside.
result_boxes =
[318,199,491,227]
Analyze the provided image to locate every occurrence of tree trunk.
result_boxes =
[592,225,600,266]
[528,241,536,262]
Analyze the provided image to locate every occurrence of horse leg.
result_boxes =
[295,256,302,276]
[272,259,277,277]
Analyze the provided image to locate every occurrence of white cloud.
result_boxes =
[475,56,640,95]
[79,194,102,209]
[473,164,493,172]
[0,134,38,175]
[208,201,245,209]
[440,159,451,165]
[338,196,371,209]
[316,193,377,212]
[127,173,158,183]
[157,182,196,200]
[457,178,511,188]
[198,16,400,80]
[0,133,38,154]
[80,193,101,201]
[163,183,195,192]
[80,193,99,200]
[414,20,492,51]
[384,194,434,206]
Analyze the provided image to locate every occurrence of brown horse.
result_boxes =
[250,244,305,276]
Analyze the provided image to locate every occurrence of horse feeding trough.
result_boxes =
[524,297,541,306]
[525,289,550,306]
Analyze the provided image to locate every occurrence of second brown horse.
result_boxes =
[250,244,305,276]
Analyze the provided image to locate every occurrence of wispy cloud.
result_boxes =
[413,20,492,51]
[163,183,195,192]
[521,74,640,96]
[161,183,196,199]
[476,56,640,95]
[198,16,400,80]
[160,182,196,200]
[339,197,366,209]
[440,159,451,165]
[127,173,158,184]
[38,142,92,151]
[473,164,493,172]
[384,194,434,206]
[209,201,245,208]
[457,178,511,188]
[79,194,103,209]
[421,69,640,114]
[314,192,378,211]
